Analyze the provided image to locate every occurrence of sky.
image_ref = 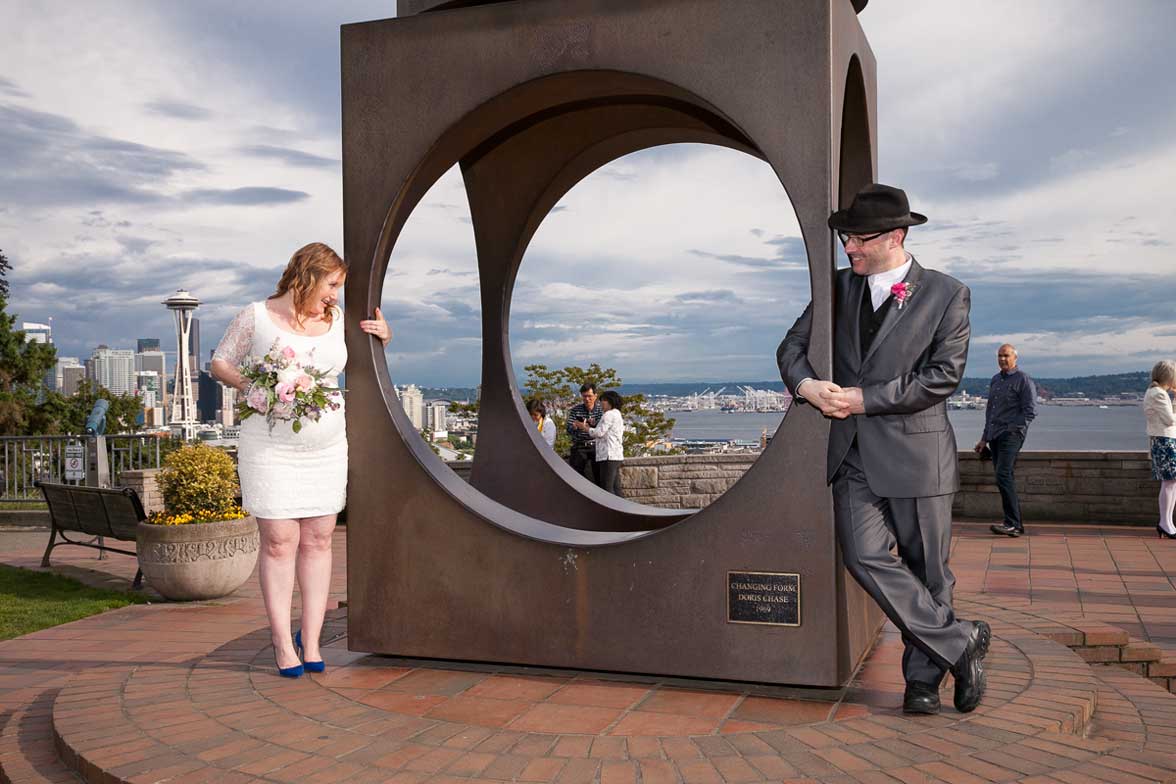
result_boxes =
[2,1,1175,388]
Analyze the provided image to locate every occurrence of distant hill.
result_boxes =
[421,371,1153,402]
[958,371,1149,399]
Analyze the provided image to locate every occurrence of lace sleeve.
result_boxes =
[212,306,254,367]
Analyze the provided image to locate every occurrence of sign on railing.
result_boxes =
[0,435,166,502]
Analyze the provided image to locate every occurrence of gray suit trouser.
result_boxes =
[833,443,971,685]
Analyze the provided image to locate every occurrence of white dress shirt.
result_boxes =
[795,253,914,402]
[867,254,913,311]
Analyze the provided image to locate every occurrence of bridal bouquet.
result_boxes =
[236,339,343,433]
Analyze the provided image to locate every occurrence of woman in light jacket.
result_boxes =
[1144,360,1176,539]
[526,398,556,448]
[572,390,625,495]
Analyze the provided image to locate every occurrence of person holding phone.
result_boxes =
[565,382,602,481]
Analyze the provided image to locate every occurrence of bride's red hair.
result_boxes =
[270,243,347,326]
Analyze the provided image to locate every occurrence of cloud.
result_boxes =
[142,100,212,120]
[0,102,203,206]
[0,76,30,99]
[181,186,309,206]
[237,144,338,168]
[115,236,159,256]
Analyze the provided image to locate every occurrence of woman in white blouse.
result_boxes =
[1144,360,1176,539]
[572,390,625,495]
[527,398,556,448]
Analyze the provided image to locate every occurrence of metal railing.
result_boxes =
[0,435,167,503]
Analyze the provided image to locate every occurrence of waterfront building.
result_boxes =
[91,346,136,395]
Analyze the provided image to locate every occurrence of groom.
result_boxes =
[777,184,989,714]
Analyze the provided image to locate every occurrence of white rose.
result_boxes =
[276,365,303,386]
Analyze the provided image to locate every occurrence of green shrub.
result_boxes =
[150,443,244,524]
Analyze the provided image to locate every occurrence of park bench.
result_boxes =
[35,481,144,589]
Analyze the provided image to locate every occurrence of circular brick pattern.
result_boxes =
[48,605,1176,784]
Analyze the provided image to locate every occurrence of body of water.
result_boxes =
[668,404,1149,451]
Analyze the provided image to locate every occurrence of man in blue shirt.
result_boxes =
[975,344,1036,536]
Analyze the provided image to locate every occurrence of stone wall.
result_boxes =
[956,451,1158,524]
[103,453,1166,525]
[444,451,1160,525]
[121,468,164,516]
[619,455,755,509]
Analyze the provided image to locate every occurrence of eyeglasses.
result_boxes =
[837,230,890,246]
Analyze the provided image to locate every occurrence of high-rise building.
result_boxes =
[188,318,201,374]
[135,350,166,377]
[135,371,161,409]
[61,366,86,396]
[22,321,52,344]
[91,346,136,395]
[197,370,237,426]
[54,357,81,392]
[164,290,200,440]
[22,322,54,389]
[426,401,448,432]
[137,338,161,353]
[400,384,424,430]
[219,385,236,428]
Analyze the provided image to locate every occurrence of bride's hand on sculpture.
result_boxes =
[799,379,852,419]
[359,307,392,346]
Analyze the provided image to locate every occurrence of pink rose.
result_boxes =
[246,385,269,413]
[281,345,296,360]
[294,374,314,392]
[275,381,296,403]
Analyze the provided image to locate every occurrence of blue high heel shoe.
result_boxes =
[294,630,326,673]
[276,653,304,679]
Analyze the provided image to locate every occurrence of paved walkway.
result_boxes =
[2,523,1176,783]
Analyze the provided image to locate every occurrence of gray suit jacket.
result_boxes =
[777,258,971,498]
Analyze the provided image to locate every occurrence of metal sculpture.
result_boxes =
[343,0,881,686]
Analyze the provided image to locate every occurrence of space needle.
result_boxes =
[163,289,200,441]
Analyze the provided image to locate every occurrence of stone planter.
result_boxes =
[136,517,259,601]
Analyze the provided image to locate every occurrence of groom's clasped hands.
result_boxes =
[800,380,866,418]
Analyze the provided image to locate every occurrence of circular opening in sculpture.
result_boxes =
[379,164,481,469]
[363,69,828,539]
[510,143,810,509]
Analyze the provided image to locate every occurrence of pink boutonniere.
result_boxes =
[891,282,916,310]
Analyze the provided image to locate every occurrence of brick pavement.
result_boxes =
[2,524,1176,783]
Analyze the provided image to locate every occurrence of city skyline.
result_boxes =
[3,1,1175,386]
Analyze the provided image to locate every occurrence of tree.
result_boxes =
[63,380,144,435]
[0,261,59,434]
[522,364,678,457]
[0,249,10,300]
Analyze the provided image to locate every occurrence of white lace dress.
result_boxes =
[213,301,348,519]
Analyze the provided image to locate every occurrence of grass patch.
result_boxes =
[0,564,149,640]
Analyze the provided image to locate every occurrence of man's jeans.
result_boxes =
[991,431,1025,531]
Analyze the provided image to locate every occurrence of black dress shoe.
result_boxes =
[902,681,941,715]
[951,620,991,713]
[990,523,1022,537]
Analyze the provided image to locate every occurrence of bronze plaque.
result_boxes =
[728,571,801,627]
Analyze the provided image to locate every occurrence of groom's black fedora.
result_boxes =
[828,183,927,233]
